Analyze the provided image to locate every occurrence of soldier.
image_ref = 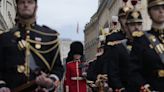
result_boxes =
[99,15,130,92]
[86,39,108,92]
[128,0,164,91]
[65,41,87,92]
[118,0,133,52]
[118,0,132,40]
[0,0,64,92]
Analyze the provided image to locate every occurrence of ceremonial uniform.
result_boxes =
[127,0,164,91]
[65,61,87,92]
[129,29,164,91]
[64,41,87,92]
[0,23,64,92]
[99,15,131,92]
[103,42,130,91]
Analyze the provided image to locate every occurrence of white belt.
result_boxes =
[71,77,83,80]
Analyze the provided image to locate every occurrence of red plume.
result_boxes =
[131,0,138,6]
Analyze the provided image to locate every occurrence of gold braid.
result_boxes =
[27,28,59,36]
[28,39,58,45]
[50,47,60,71]
[29,42,59,54]
[29,43,60,71]
[30,45,51,71]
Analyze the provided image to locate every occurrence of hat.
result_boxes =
[118,6,131,17]
[69,41,84,56]
[118,0,131,17]
[126,10,143,23]
[148,0,164,8]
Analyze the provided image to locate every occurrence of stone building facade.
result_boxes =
[0,0,16,33]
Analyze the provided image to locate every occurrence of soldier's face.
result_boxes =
[119,16,132,38]
[119,16,126,28]
[73,54,81,60]
[119,16,129,31]
[127,22,143,34]
[17,0,37,19]
[149,5,164,24]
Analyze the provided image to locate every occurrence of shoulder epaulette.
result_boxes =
[107,40,122,46]
[132,31,144,37]
[42,25,59,34]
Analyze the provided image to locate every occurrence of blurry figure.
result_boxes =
[128,0,164,91]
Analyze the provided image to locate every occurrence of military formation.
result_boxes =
[86,0,164,92]
[64,0,164,92]
[0,0,163,92]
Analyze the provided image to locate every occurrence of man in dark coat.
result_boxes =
[0,0,64,92]
[128,0,164,91]
[99,15,130,92]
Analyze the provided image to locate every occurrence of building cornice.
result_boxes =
[84,0,117,33]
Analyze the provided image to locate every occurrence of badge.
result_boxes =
[17,65,25,73]
[131,11,139,19]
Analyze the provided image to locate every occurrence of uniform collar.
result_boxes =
[152,27,164,34]
[152,22,164,30]
[17,17,36,29]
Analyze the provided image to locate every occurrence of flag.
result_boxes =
[76,22,79,34]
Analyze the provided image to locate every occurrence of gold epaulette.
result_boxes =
[105,29,120,36]
[107,40,122,46]
[132,31,144,37]
[26,28,59,37]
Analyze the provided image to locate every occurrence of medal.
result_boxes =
[35,37,42,49]
[17,65,25,73]
[35,44,41,49]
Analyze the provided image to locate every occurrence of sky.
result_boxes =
[37,0,98,41]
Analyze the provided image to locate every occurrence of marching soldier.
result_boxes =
[128,0,164,91]
[118,0,133,52]
[65,41,87,92]
[0,0,64,92]
[100,15,130,92]
[86,39,108,92]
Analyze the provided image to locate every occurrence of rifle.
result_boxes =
[11,69,47,92]
[11,80,37,92]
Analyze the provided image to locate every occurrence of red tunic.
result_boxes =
[65,61,87,92]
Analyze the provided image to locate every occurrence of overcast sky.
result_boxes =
[37,0,98,41]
